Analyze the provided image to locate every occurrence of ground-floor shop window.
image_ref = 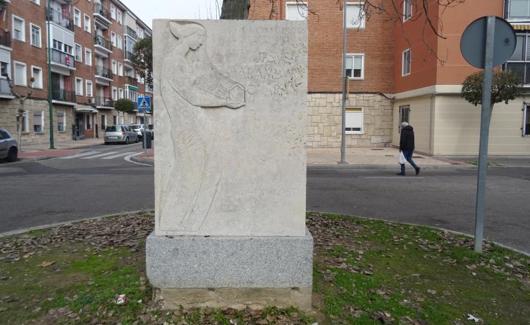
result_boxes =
[523,104,530,136]
[33,111,43,133]
[345,108,363,134]
[57,111,65,132]
[101,115,107,130]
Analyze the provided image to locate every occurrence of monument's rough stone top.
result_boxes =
[153,20,308,237]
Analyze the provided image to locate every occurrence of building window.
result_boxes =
[31,66,43,89]
[506,33,530,85]
[118,62,123,76]
[403,0,413,21]
[402,48,411,76]
[33,111,44,133]
[30,24,41,47]
[346,53,364,79]
[285,2,308,20]
[399,105,410,132]
[116,36,122,49]
[113,115,117,125]
[85,48,92,66]
[111,32,117,47]
[101,115,107,130]
[75,77,84,96]
[57,111,66,132]
[14,61,27,86]
[20,111,29,133]
[110,4,116,19]
[74,8,81,27]
[117,9,123,24]
[75,44,83,62]
[345,108,363,134]
[112,87,117,100]
[118,88,124,99]
[12,15,25,42]
[112,60,117,74]
[86,80,93,97]
[507,0,530,20]
[1,61,10,78]
[84,15,91,33]
[346,4,365,29]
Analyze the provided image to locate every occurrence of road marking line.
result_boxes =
[124,152,152,167]
[364,176,425,179]
[59,151,99,159]
[101,152,138,160]
[81,151,119,159]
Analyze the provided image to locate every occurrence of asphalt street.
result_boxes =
[1,148,529,253]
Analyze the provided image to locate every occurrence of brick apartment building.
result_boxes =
[245,0,530,155]
[0,0,152,147]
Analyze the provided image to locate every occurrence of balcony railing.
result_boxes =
[47,7,74,31]
[95,96,114,107]
[52,89,76,103]
[94,4,112,21]
[125,51,134,61]
[0,78,12,96]
[0,30,11,47]
[126,26,138,39]
[94,35,112,51]
[51,49,75,68]
[95,65,113,79]
[126,76,138,86]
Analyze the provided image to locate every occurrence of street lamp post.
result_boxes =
[46,0,55,149]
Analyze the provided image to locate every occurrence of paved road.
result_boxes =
[0,143,154,233]
[307,166,530,253]
[1,151,529,253]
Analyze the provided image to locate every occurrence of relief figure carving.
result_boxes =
[166,21,246,109]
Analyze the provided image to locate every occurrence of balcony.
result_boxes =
[0,30,11,48]
[94,3,112,27]
[125,51,135,62]
[95,65,113,80]
[0,78,14,98]
[51,49,75,69]
[126,76,138,86]
[94,35,112,53]
[95,96,114,108]
[47,7,74,31]
[52,88,76,103]
[126,26,138,39]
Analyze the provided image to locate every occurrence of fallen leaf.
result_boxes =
[39,261,56,268]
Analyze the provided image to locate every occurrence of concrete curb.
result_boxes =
[1,209,527,257]
[307,163,474,170]
[130,154,154,166]
[0,209,155,239]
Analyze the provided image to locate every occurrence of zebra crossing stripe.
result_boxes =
[81,151,119,159]
[101,152,137,160]
[59,151,100,159]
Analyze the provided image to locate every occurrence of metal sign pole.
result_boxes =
[474,16,496,253]
[339,0,348,164]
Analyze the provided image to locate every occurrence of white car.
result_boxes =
[0,128,18,162]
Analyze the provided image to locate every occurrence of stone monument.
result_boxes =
[147,20,312,310]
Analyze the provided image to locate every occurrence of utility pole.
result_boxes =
[46,0,55,149]
[339,0,348,164]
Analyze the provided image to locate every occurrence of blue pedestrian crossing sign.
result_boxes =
[137,96,151,113]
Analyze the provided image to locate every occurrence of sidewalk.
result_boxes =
[131,146,463,167]
[17,138,103,160]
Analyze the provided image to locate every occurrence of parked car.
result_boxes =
[0,128,18,162]
[104,125,139,144]
[129,124,145,139]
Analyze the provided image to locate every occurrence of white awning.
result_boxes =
[75,106,98,113]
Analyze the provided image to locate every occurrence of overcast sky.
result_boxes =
[124,0,222,28]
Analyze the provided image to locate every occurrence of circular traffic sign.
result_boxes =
[460,16,516,69]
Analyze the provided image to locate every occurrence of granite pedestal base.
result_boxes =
[146,231,313,310]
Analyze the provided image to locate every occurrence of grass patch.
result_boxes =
[1,212,529,324]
